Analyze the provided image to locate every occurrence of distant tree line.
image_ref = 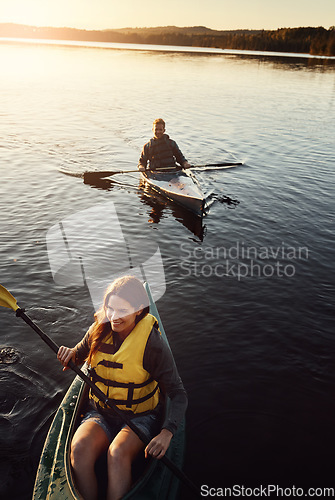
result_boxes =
[123,27,335,57]
[207,27,335,57]
[1,24,334,57]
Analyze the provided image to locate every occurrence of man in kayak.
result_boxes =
[138,118,191,172]
[57,275,187,500]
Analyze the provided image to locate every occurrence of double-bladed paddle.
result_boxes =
[0,284,199,497]
[64,161,243,183]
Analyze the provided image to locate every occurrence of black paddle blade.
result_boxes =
[83,171,119,182]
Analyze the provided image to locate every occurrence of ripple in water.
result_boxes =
[0,347,20,365]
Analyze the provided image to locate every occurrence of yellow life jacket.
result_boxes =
[90,314,160,414]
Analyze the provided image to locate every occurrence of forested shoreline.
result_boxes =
[1,23,334,57]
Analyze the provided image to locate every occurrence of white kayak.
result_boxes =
[141,169,207,216]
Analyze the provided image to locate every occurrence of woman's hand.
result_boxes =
[57,346,75,371]
[144,428,173,459]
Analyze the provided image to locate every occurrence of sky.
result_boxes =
[1,0,334,31]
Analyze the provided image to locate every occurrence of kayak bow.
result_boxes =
[141,169,208,217]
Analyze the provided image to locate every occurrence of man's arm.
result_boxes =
[138,143,149,171]
[171,140,191,169]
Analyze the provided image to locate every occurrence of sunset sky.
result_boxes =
[1,0,334,31]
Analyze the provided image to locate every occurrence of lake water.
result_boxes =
[0,39,334,499]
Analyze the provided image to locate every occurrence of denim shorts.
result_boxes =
[79,401,162,444]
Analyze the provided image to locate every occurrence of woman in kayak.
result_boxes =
[57,275,187,500]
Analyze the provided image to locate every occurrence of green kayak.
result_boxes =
[33,283,185,499]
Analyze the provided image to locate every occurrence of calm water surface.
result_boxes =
[0,40,334,499]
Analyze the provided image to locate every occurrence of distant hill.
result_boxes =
[112,26,261,36]
[0,23,334,57]
[113,26,219,35]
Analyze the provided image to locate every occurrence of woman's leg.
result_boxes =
[71,420,110,500]
[106,426,145,500]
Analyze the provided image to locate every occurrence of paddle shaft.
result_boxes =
[15,307,199,496]
[84,167,176,180]
[83,162,242,181]
[193,162,242,168]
